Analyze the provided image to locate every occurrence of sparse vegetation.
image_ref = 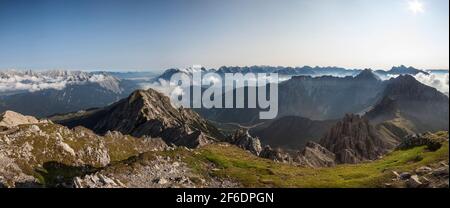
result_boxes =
[177,132,449,188]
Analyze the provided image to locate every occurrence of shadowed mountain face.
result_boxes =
[377,65,429,75]
[316,75,449,164]
[276,69,383,120]
[154,66,362,81]
[198,69,384,124]
[199,71,448,136]
[250,116,337,150]
[54,89,223,148]
[367,75,449,133]
[243,73,449,163]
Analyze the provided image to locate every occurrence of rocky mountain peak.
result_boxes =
[57,88,223,148]
[320,114,398,164]
[385,75,448,102]
[354,69,380,81]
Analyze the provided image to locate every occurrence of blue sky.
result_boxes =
[0,0,448,71]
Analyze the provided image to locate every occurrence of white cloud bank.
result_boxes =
[378,72,449,95]
[0,70,122,93]
[414,73,449,95]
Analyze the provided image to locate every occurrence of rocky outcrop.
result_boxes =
[320,114,398,164]
[73,173,126,188]
[173,131,212,148]
[386,161,449,188]
[56,89,224,148]
[258,142,336,168]
[396,132,448,151]
[259,146,292,163]
[74,152,239,188]
[226,129,262,155]
[294,142,336,168]
[0,113,167,187]
[0,111,45,128]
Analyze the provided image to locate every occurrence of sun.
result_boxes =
[408,0,424,14]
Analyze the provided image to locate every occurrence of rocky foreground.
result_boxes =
[0,88,448,188]
[1,109,448,188]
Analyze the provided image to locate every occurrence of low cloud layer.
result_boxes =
[377,72,449,95]
[414,73,449,95]
[138,79,186,107]
[0,71,122,93]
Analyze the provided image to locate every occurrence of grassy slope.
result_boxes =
[181,131,448,188]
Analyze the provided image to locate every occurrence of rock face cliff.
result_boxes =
[320,114,398,164]
[56,89,223,148]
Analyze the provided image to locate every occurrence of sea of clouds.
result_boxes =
[0,71,121,94]
[2,70,448,98]
[414,73,449,95]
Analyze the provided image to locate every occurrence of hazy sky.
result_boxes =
[0,0,448,71]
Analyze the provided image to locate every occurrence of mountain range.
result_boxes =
[0,67,448,188]
[0,70,145,117]
[152,65,430,82]
[53,88,224,148]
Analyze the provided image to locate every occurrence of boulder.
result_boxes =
[406,175,422,188]
[399,172,412,180]
[432,166,449,177]
[295,142,336,168]
[259,146,291,163]
[415,166,433,175]
[227,129,262,155]
[0,111,42,128]
[174,131,212,148]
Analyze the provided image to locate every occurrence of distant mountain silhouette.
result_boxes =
[375,65,429,76]
[198,69,384,123]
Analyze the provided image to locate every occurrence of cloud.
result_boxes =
[0,71,121,93]
[138,79,187,107]
[414,73,449,95]
[377,72,449,95]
